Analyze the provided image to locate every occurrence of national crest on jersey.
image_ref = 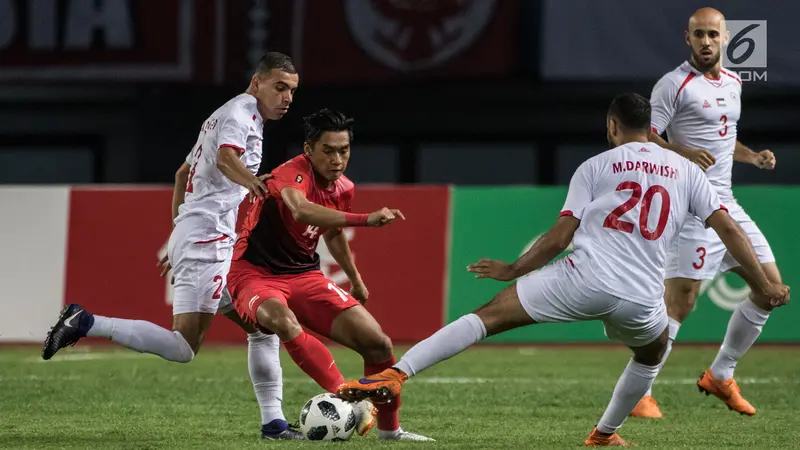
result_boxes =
[175,93,264,239]
[650,61,742,201]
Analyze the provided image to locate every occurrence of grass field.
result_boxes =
[2,345,799,449]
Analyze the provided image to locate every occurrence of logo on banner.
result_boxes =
[317,228,356,288]
[344,0,497,71]
[723,20,767,83]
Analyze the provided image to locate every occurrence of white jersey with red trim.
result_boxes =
[175,93,265,239]
[650,61,742,202]
[560,142,724,306]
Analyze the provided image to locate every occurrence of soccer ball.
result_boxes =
[299,393,357,441]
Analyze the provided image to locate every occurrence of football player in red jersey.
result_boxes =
[228,109,432,441]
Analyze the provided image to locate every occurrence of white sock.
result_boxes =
[378,428,401,439]
[394,313,486,377]
[247,332,285,424]
[597,359,660,434]
[644,317,681,397]
[87,315,194,363]
[710,299,770,380]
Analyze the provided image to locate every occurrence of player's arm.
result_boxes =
[280,187,402,228]
[513,216,578,277]
[323,229,361,283]
[323,228,369,304]
[689,169,789,305]
[706,211,787,304]
[171,162,191,222]
[469,161,590,281]
[216,146,268,200]
[734,140,776,169]
[649,76,715,170]
[215,103,269,199]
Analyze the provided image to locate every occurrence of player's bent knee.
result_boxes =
[256,300,302,341]
[632,328,668,367]
[356,332,393,363]
[665,278,701,321]
[171,330,196,363]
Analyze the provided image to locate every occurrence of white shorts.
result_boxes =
[516,259,668,348]
[217,288,235,315]
[167,216,235,315]
[665,202,775,280]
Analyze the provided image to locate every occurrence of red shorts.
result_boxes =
[227,259,361,337]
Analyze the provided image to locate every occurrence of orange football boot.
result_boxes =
[336,368,407,403]
[584,427,634,447]
[697,369,756,416]
[629,395,663,418]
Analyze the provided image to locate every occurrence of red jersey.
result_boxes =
[233,155,355,274]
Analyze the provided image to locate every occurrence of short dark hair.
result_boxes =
[607,93,651,131]
[254,52,297,76]
[304,109,354,144]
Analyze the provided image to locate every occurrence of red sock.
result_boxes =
[365,355,400,431]
[282,331,344,393]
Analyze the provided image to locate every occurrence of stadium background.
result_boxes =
[1,0,798,346]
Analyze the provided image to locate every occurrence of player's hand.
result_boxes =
[367,207,406,227]
[683,148,716,171]
[467,258,516,281]
[350,281,369,306]
[247,174,270,202]
[754,150,776,170]
[762,282,790,308]
[157,254,172,277]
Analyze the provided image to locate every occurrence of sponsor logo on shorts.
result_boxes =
[249,295,260,311]
[295,174,303,184]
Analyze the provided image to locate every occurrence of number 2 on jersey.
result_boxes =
[186,144,203,193]
[603,182,671,240]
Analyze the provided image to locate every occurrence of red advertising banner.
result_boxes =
[64,186,449,344]
[295,0,519,84]
[0,0,222,82]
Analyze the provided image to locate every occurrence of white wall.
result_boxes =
[0,187,70,342]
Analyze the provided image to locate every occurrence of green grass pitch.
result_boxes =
[1,345,799,449]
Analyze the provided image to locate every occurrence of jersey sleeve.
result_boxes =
[560,160,594,220]
[217,102,253,156]
[267,163,312,198]
[650,75,678,135]
[687,165,726,226]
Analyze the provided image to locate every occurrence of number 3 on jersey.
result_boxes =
[603,181,671,240]
[719,114,728,137]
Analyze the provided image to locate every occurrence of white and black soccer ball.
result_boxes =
[299,393,357,441]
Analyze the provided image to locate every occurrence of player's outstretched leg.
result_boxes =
[586,327,668,447]
[42,304,196,362]
[220,298,303,440]
[330,305,434,442]
[246,296,377,436]
[631,277,700,419]
[336,285,534,440]
[698,264,782,416]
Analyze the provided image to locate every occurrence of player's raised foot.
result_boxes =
[42,304,95,360]
[629,395,663,419]
[336,368,407,403]
[378,428,435,441]
[261,419,305,440]
[352,400,377,436]
[697,369,756,416]
[584,427,634,447]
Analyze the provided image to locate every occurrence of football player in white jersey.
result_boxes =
[335,93,790,446]
[631,8,784,419]
[42,53,304,439]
